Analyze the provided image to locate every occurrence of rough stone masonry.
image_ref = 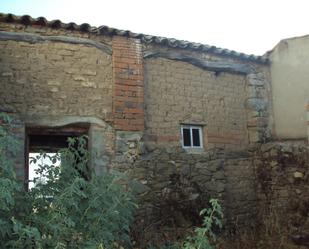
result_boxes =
[0,13,307,245]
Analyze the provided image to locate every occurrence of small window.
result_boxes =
[181,125,203,148]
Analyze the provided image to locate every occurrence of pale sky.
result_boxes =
[1,0,309,55]
[28,153,60,189]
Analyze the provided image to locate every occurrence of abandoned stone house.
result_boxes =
[0,13,308,243]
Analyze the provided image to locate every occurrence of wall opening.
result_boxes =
[25,124,89,189]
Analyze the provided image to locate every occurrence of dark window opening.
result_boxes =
[25,124,89,190]
[192,129,201,147]
[183,128,191,147]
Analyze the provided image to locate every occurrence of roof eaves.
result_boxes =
[0,13,269,64]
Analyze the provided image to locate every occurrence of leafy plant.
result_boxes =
[0,113,137,249]
[147,199,223,249]
[182,199,223,249]
[0,113,24,243]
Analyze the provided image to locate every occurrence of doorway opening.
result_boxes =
[25,125,89,190]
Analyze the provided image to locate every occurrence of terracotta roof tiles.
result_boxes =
[0,13,268,64]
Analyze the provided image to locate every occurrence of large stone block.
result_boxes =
[245,98,268,111]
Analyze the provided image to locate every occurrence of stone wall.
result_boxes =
[224,154,257,229]
[124,147,257,245]
[126,141,308,246]
[254,141,309,241]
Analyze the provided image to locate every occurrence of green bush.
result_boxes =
[0,114,137,249]
[147,199,223,249]
[181,199,223,249]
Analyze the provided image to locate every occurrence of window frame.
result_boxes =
[181,125,203,149]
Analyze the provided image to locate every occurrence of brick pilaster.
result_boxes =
[112,36,144,131]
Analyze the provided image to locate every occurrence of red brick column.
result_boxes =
[112,36,144,131]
